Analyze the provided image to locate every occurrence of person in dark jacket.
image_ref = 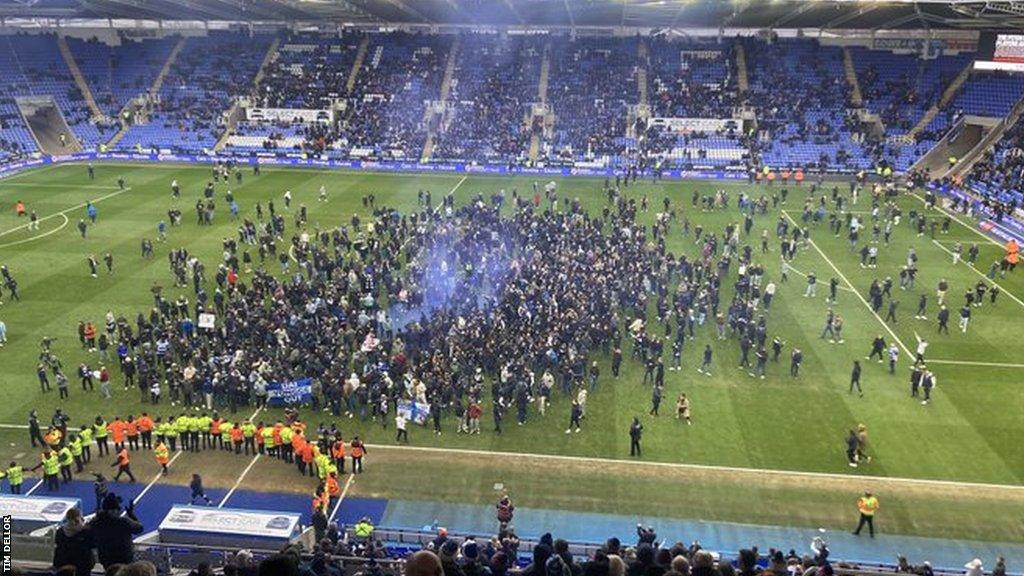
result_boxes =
[88,492,143,569]
[439,540,465,576]
[520,543,552,576]
[53,507,95,576]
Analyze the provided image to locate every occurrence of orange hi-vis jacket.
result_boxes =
[108,421,126,444]
[137,416,154,433]
[857,496,879,516]
[273,424,284,446]
[125,420,139,438]
[210,418,222,435]
[326,474,341,497]
[230,427,244,443]
[331,440,345,460]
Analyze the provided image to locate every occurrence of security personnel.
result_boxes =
[230,423,244,454]
[78,424,93,463]
[261,423,275,457]
[57,444,74,483]
[255,422,266,455]
[176,414,191,452]
[280,424,294,463]
[137,413,154,450]
[93,416,109,456]
[350,436,365,473]
[331,435,346,474]
[1,461,24,494]
[165,416,180,451]
[190,413,204,452]
[353,516,374,539]
[853,491,879,537]
[33,450,60,491]
[68,434,84,473]
[326,471,341,506]
[112,446,135,483]
[154,440,170,475]
[219,419,233,451]
[241,420,257,455]
[208,414,221,450]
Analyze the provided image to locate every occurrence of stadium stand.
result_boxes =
[340,31,451,161]
[0,33,117,155]
[542,35,639,166]
[744,38,871,172]
[967,116,1024,205]
[67,35,179,119]
[430,33,540,164]
[117,31,274,154]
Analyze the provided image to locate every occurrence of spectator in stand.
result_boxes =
[52,507,95,576]
[88,493,144,570]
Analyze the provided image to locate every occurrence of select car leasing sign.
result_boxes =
[159,505,301,540]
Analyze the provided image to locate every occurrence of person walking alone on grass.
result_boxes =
[629,417,643,457]
[853,491,879,537]
[849,360,863,397]
[395,412,409,443]
[189,473,213,505]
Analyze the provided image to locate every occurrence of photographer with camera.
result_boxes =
[88,492,144,570]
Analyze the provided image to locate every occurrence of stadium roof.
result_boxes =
[1,0,1024,30]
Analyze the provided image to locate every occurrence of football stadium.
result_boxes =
[1,0,1024,574]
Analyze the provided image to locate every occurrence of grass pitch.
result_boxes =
[0,162,1022,543]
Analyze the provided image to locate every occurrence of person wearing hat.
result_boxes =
[88,492,143,570]
[439,539,464,576]
[853,491,879,537]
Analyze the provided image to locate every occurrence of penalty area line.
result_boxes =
[0,214,69,249]
[132,450,184,506]
[328,473,355,523]
[929,239,1024,311]
[781,210,913,358]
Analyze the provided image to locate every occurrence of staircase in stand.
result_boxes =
[107,35,187,148]
[843,47,863,108]
[151,36,187,97]
[637,41,649,108]
[215,37,281,152]
[735,43,749,94]
[420,36,460,163]
[527,41,551,163]
[907,62,974,140]
[17,97,82,155]
[57,35,105,121]
[346,35,370,95]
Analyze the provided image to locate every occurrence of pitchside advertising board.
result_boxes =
[0,495,80,533]
[158,505,301,547]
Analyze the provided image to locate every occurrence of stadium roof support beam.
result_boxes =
[372,0,432,23]
[562,0,575,28]
[822,4,882,30]
[771,1,816,29]
[870,10,941,32]
[501,0,524,25]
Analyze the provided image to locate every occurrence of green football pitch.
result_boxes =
[0,162,1022,543]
